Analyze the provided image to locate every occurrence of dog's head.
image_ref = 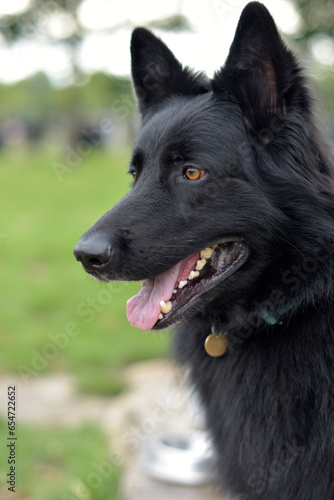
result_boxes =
[75,2,333,332]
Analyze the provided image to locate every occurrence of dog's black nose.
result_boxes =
[74,234,112,271]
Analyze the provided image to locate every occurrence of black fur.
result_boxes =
[74,3,334,498]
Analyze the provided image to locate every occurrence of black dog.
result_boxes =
[74,2,334,498]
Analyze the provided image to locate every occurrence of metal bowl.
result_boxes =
[139,430,217,485]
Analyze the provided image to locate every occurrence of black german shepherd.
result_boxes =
[74,2,334,498]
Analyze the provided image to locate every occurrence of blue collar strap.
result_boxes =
[259,302,295,326]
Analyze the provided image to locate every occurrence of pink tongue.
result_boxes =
[126,252,199,331]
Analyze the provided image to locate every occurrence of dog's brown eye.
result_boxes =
[128,168,137,183]
[129,171,137,183]
[184,167,206,181]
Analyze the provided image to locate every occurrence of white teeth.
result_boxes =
[195,258,206,271]
[173,289,177,294]
[158,313,163,320]
[178,280,187,289]
[200,247,214,259]
[160,300,172,314]
[188,270,200,280]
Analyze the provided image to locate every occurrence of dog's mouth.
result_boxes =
[126,237,249,331]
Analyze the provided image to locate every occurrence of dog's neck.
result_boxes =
[206,302,296,357]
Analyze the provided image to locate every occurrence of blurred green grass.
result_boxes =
[0,420,122,500]
[0,146,170,394]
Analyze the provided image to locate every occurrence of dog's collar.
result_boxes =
[259,302,295,326]
[205,302,295,357]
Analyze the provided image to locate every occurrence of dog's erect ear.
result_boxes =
[212,2,310,134]
[131,28,209,118]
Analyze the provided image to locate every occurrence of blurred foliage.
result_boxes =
[287,1,334,119]
[148,13,191,31]
[1,0,332,44]
[0,0,82,44]
[0,0,333,94]
[0,0,190,46]
[0,0,190,88]
[292,0,334,41]
[0,72,133,118]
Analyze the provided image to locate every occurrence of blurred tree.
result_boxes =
[0,0,84,84]
[0,0,190,46]
[0,1,139,145]
[0,72,132,118]
[0,0,333,137]
[0,0,82,44]
[290,0,334,121]
[292,0,334,43]
[0,0,191,86]
[149,14,191,31]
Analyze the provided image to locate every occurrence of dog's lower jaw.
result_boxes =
[152,239,249,330]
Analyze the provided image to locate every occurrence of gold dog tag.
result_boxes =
[204,333,228,357]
